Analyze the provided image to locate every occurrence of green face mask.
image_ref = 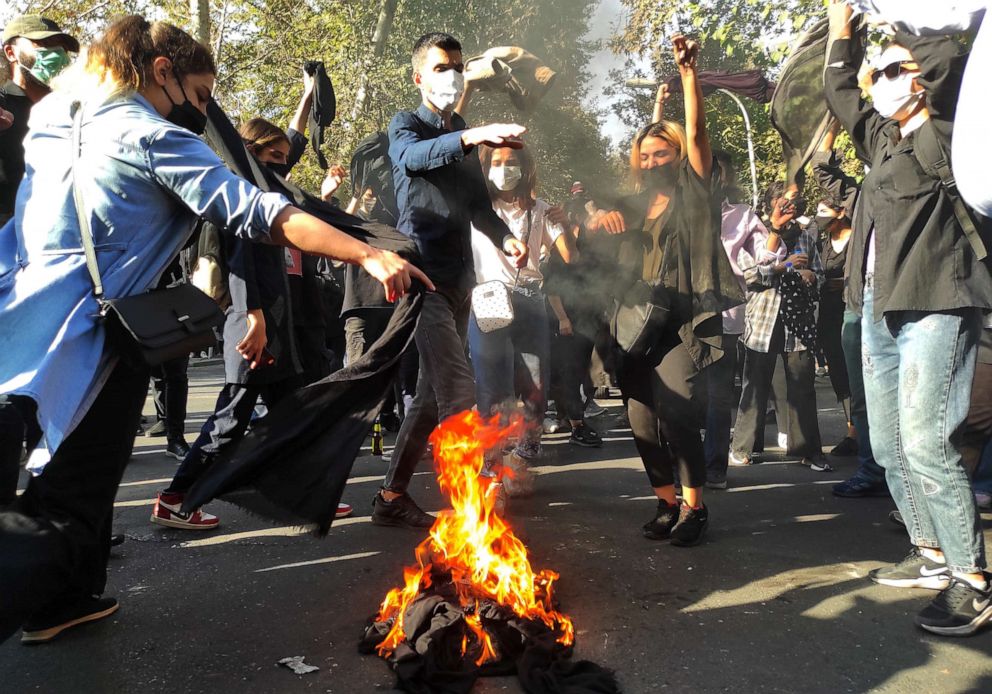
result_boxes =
[19,46,71,86]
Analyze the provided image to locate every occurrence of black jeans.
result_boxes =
[551,331,595,422]
[167,378,297,494]
[0,359,148,642]
[345,310,419,418]
[383,286,475,494]
[618,333,707,489]
[818,291,851,402]
[151,355,189,443]
[733,317,822,458]
[703,334,739,482]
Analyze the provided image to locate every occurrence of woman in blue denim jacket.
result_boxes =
[0,16,429,644]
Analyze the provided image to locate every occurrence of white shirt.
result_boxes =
[471,197,564,288]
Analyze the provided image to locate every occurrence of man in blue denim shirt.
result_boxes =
[372,32,529,528]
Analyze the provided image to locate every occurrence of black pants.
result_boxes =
[0,359,148,642]
[151,355,189,443]
[384,286,475,493]
[167,378,297,494]
[297,325,333,385]
[551,331,595,422]
[618,334,707,489]
[733,317,822,458]
[0,395,43,507]
[345,310,419,419]
[703,334,739,482]
[817,291,850,403]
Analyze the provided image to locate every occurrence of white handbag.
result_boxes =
[472,280,515,333]
[471,209,532,334]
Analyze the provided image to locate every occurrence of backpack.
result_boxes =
[914,120,990,261]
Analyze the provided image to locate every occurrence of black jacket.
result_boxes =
[0,82,32,220]
[613,160,744,371]
[825,32,992,318]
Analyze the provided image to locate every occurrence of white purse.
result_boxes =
[472,280,515,333]
[471,209,532,334]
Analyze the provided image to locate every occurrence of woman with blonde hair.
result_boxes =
[0,15,429,643]
[589,37,741,546]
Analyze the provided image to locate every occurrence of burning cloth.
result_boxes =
[360,411,618,693]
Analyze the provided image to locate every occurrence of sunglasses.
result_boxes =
[870,60,919,84]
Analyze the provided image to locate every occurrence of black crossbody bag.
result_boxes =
[71,102,224,367]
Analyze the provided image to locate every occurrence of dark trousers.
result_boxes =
[733,317,822,458]
[383,287,475,493]
[151,355,189,443]
[0,359,148,642]
[0,395,43,507]
[618,334,707,489]
[818,292,851,402]
[167,378,297,494]
[842,308,883,481]
[551,331,596,422]
[963,359,992,477]
[345,310,419,418]
[704,334,740,482]
[297,325,333,385]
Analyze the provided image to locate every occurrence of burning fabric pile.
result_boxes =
[359,411,618,693]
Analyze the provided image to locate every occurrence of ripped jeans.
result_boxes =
[861,279,985,573]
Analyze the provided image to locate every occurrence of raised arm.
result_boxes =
[825,2,889,163]
[288,69,314,138]
[673,35,712,179]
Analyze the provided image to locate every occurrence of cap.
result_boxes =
[2,15,80,53]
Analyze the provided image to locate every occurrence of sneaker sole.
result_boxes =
[869,574,951,591]
[916,606,992,636]
[21,602,119,644]
[149,513,219,531]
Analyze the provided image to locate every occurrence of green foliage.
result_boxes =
[4,0,614,205]
[610,0,864,204]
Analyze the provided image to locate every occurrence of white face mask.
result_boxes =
[421,69,465,113]
[489,165,522,192]
[871,71,924,119]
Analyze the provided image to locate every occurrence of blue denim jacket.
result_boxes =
[388,104,510,288]
[0,92,289,457]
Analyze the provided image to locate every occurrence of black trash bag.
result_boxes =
[778,270,818,351]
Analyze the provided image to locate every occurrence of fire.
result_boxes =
[374,410,574,664]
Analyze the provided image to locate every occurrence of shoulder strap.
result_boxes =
[71,101,106,299]
[914,120,987,261]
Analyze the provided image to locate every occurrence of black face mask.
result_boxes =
[267,161,292,178]
[162,74,207,135]
[814,214,838,233]
[644,163,678,190]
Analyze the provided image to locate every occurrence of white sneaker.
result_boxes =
[777,432,788,449]
[543,417,565,434]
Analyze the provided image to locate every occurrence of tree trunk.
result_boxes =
[190,0,211,46]
[351,0,399,118]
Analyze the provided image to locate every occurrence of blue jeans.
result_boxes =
[841,309,884,483]
[468,289,549,432]
[861,281,985,573]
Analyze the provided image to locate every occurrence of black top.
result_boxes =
[825,33,992,318]
[821,237,848,282]
[388,104,511,288]
[0,81,33,220]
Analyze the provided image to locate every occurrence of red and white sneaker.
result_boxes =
[150,492,219,530]
[335,502,353,519]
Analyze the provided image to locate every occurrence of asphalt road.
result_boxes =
[2,360,991,693]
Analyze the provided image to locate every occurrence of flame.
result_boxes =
[374,410,574,664]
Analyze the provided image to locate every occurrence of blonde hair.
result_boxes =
[55,15,214,103]
[629,120,687,193]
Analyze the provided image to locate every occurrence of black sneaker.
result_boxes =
[889,510,905,528]
[110,534,125,547]
[371,491,434,529]
[915,575,992,636]
[21,596,119,644]
[569,423,602,448]
[380,411,402,433]
[642,499,679,540]
[670,504,709,547]
[832,476,889,498]
[146,420,168,437]
[869,547,951,590]
[166,439,191,461]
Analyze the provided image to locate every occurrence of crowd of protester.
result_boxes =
[0,0,991,648]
